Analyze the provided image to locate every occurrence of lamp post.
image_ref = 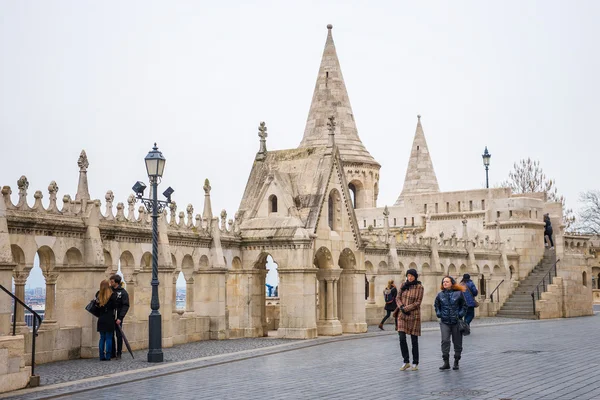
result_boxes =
[132,143,174,363]
[482,146,491,189]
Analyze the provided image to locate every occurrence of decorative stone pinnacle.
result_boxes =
[17,176,29,191]
[77,150,89,171]
[48,181,59,194]
[417,114,421,121]
[257,121,268,158]
[383,205,389,217]
[327,24,333,30]
[203,179,211,194]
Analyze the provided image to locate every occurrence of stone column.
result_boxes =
[40,272,58,329]
[0,264,16,336]
[194,268,229,339]
[185,277,194,313]
[332,280,339,319]
[318,279,326,321]
[276,268,318,339]
[12,271,29,334]
[338,269,368,333]
[326,280,334,319]
[171,274,178,313]
[316,269,342,336]
[368,276,376,304]
[124,273,136,321]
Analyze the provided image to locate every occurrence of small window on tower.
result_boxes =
[269,195,278,213]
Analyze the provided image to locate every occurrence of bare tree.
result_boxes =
[577,190,600,234]
[501,158,575,230]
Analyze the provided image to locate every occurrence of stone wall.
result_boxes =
[0,335,31,394]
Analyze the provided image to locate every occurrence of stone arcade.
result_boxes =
[0,25,596,393]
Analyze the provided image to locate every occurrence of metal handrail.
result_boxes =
[531,259,560,315]
[0,283,43,379]
[489,279,504,303]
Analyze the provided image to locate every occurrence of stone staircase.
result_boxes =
[496,250,557,319]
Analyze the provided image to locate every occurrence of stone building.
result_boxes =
[0,25,595,392]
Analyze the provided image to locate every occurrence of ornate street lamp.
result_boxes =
[132,143,173,363]
[482,146,491,189]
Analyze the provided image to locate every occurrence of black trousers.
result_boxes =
[380,309,398,328]
[545,230,554,247]
[111,321,123,357]
[398,331,419,364]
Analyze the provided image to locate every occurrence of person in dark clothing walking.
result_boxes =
[378,280,397,330]
[460,274,478,326]
[110,274,130,360]
[544,214,554,249]
[435,276,467,371]
[95,280,118,361]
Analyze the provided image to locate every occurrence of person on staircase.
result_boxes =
[544,214,554,250]
[460,274,478,326]
[435,276,467,371]
[396,269,424,371]
[378,280,397,330]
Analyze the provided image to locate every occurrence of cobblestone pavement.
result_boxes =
[3,315,599,400]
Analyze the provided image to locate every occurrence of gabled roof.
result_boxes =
[299,25,379,167]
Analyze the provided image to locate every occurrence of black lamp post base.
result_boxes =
[147,311,163,363]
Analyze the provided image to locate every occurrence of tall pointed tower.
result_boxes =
[300,24,381,208]
[394,115,439,205]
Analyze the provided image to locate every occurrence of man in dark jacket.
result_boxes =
[110,274,130,360]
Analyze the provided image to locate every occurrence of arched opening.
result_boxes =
[348,180,364,209]
[175,271,186,311]
[448,264,457,278]
[479,275,486,297]
[25,253,45,328]
[255,253,280,336]
[266,256,279,298]
[269,194,278,213]
[509,265,515,280]
[348,183,356,209]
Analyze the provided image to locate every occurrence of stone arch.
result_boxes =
[365,261,374,276]
[348,180,365,209]
[181,254,194,279]
[232,256,242,270]
[448,263,457,277]
[199,254,209,269]
[483,264,491,275]
[373,181,379,205]
[328,189,342,232]
[119,251,136,281]
[268,194,278,213]
[171,254,178,271]
[103,250,114,274]
[422,263,431,273]
[493,265,501,275]
[398,262,404,275]
[37,246,56,273]
[10,245,26,269]
[140,252,152,271]
[459,264,468,274]
[338,248,356,269]
[378,260,388,270]
[63,247,83,268]
[314,247,335,269]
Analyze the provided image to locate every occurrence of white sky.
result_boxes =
[2,1,599,288]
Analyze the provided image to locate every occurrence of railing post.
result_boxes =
[12,300,17,336]
[31,317,36,377]
[531,292,536,315]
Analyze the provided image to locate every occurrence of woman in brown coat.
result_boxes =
[396,268,424,371]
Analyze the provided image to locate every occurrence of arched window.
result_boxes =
[348,183,357,209]
[328,195,334,230]
[269,195,278,213]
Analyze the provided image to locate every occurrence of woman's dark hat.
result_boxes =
[406,269,418,279]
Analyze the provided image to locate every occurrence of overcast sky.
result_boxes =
[2,1,599,288]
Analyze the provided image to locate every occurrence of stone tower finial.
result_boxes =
[75,150,90,201]
[256,121,268,161]
[394,115,439,204]
[299,24,379,168]
[203,178,213,221]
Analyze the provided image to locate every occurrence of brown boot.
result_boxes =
[378,323,384,331]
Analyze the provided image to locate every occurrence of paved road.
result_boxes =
[4,315,599,400]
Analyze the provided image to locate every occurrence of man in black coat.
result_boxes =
[110,274,130,360]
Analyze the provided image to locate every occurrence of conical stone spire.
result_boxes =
[299,24,379,167]
[395,115,439,204]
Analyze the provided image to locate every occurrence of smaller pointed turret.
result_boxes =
[75,150,90,202]
[395,115,440,204]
